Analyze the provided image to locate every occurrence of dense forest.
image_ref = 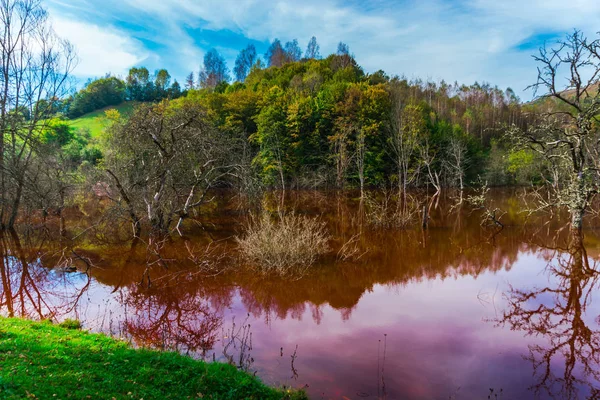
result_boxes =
[34,38,536,192]
[0,3,573,232]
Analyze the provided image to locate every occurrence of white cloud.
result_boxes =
[51,16,147,78]
[49,0,600,97]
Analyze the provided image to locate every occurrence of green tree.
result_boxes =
[251,87,290,188]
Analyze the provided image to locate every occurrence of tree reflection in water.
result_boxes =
[499,230,600,399]
[0,228,224,359]
[0,229,91,320]
[122,277,222,355]
[6,190,600,398]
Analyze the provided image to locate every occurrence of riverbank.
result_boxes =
[0,317,306,399]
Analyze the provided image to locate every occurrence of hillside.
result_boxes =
[70,101,136,137]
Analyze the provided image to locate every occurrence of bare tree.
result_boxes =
[22,131,80,232]
[305,36,320,59]
[233,44,257,82]
[184,71,195,90]
[331,127,351,189]
[445,135,468,201]
[355,128,366,198]
[284,39,302,62]
[0,0,76,229]
[199,49,229,90]
[103,100,239,235]
[419,136,441,194]
[509,30,600,231]
[388,96,423,195]
[264,39,286,68]
[333,42,353,70]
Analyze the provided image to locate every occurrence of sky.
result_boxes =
[46,0,600,100]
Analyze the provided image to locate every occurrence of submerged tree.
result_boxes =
[103,99,239,234]
[0,0,76,229]
[444,131,469,201]
[509,30,600,230]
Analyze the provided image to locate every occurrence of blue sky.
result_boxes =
[46,0,600,99]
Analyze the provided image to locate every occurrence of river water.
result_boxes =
[1,190,599,399]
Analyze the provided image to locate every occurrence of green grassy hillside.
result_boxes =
[70,102,136,137]
[0,317,306,399]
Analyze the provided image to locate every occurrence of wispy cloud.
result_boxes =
[46,0,600,97]
[50,16,147,78]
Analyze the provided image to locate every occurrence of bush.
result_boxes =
[58,318,82,330]
[237,212,330,275]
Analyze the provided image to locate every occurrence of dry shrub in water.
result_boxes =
[337,233,369,262]
[364,191,420,229]
[236,212,330,275]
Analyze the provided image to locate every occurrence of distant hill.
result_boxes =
[528,83,600,107]
[70,102,136,137]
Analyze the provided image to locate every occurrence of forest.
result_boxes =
[65,39,533,191]
[1,25,554,233]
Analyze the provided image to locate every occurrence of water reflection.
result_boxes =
[122,281,221,354]
[2,190,600,398]
[0,229,91,320]
[499,230,600,399]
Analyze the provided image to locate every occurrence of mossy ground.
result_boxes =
[0,317,306,400]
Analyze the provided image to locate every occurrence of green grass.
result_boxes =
[0,317,306,400]
[70,102,136,138]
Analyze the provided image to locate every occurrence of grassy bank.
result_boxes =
[0,318,306,399]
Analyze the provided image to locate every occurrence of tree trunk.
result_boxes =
[0,135,4,228]
[106,169,141,236]
[569,173,587,232]
[7,175,25,229]
[571,206,585,231]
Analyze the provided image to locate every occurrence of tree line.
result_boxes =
[182,51,528,193]
[63,51,535,233]
[52,68,183,119]
[61,35,331,120]
[0,2,534,233]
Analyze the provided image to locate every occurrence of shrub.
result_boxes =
[236,212,330,275]
[58,319,82,330]
[364,191,421,229]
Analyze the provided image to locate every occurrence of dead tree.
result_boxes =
[444,135,468,203]
[388,87,422,195]
[509,30,600,231]
[103,100,239,235]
